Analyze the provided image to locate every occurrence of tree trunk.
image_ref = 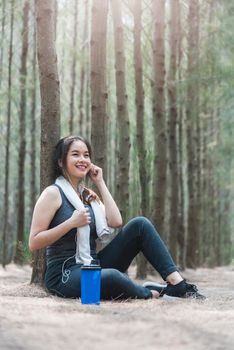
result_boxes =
[110,0,130,224]
[14,0,29,265]
[31,0,60,285]
[54,0,58,40]
[194,2,202,266]
[79,0,89,137]
[85,60,91,138]
[200,0,214,266]
[90,0,108,180]
[2,0,15,267]
[152,0,167,238]
[168,0,180,261]
[0,0,6,89]
[133,0,148,218]
[30,3,37,213]
[176,0,186,269]
[69,0,78,134]
[201,105,208,265]
[132,0,148,279]
[185,0,199,268]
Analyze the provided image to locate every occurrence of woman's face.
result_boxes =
[65,140,92,182]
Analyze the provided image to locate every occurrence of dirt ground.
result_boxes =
[1,264,234,350]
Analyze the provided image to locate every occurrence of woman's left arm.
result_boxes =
[89,164,123,228]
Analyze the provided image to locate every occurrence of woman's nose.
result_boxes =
[78,155,86,161]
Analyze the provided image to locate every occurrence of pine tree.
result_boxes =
[90,0,109,180]
[2,0,15,267]
[111,0,130,223]
[31,0,60,284]
[152,0,167,237]
[15,0,30,264]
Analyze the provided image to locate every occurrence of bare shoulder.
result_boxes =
[44,185,60,197]
[37,185,61,208]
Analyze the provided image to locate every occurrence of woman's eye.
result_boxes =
[71,152,89,158]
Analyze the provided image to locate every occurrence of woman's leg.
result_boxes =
[45,261,82,298]
[45,260,151,300]
[100,268,151,300]
[98,217,205,300]
[98,216,177,280]
[45,218,204,300]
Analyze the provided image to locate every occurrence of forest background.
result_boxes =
[0,0,234,280]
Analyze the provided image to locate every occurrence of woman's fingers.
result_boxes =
[70,208,91,227]
[83,208,91,224]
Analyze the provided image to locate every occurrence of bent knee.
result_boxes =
[131,216,152,228]
[101,268,122,282]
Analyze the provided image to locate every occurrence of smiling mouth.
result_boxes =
[76,165,87,171]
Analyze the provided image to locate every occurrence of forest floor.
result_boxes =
[1,264,234,350]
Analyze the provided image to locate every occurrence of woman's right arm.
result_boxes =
[28,186,90,251]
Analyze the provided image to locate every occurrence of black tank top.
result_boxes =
[46,184,98,263]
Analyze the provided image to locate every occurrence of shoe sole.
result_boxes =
[143,282,167,288]
[161,294,183,301]
[162,294,206,301]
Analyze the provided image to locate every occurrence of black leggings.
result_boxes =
[45,217,177,300]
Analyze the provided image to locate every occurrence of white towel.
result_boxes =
[55,176,113,265]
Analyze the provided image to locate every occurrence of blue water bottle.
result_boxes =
[81,265,101,305]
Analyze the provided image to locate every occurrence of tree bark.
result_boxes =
[2,0,15,267]
[168,0,180,261]
[152,0,167,238]
[132,0,148,279]
[14,0,30,265]
[110,0,130,224]
[90,0,108,180]
[133,0,148,218]
[31,0,60,285]
[30,3,37,213]
[185,0,199,268]
[79,0,89,137]
[176,0,186,269]
[69,0,78,134]
[0,0,6,89]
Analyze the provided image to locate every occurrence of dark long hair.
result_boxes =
[52,135,98,204]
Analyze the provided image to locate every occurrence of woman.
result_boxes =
[29,135,205,300]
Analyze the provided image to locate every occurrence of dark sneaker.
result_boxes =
[143,281,167,296]
[162,280,206,300]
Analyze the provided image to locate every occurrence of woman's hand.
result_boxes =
[68,209,91,229]
[88,164,104,185]
[87,164,123,228]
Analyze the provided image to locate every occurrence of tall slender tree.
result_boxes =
[186,0,200,267]
[168,0,180,260]
[69,0,78,134]
[2,0,15,267]
[15,0,30,264]
[31,0,60,284]
[133,0,148,218]
[0,0,6,89]
[110,0,130,223]
[132,0,148,278]
[176,0,186,269]
[79,0,89,137]
[194,1,202,266]
[90,0,109,180]
[152,0,167,238]
[30,4,38,213]
[201,0,222,267]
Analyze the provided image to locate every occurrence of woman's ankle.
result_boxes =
[166,271,183,285]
